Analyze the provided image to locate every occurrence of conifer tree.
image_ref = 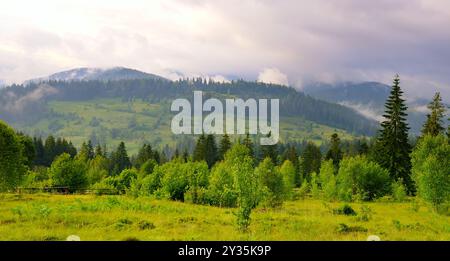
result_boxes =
[421,92,446,137]
[204,134,218,168]
[110,141,131,176]
[375,75,413,192]
[193,134,206,162]
[261,132,278,164]
[242,133,254,158]
[219,134,232,160]
[325,133,343,170]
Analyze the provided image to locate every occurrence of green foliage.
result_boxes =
[374,75,413,192]
[139,159,157,179]
[256,158,285,207]
[86,155,109,186]
[319,160,337,201]
[48,153,87,190]
[392,179,407,202]
[421,92,446,137]
[325,133,343,170]
[0,120,26,191]
[227,144,260,231]
[310,172,321,199]
[279,160,296,200]
[110,142,131,176]
[412,135,450,210]
[206,162,238,207]
[296,181,310,199]
[299,142,322,182]
[337,156,391,201]
[139,166,164,196]
[218,134,232,160]
[333,204,357,216]
[282,146,300,186]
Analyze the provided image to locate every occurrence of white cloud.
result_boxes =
[257,68,289,86]
[0,0,449,101]
[210,75,230,83]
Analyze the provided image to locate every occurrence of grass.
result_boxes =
[0,193,448,241]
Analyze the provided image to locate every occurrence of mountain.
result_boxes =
[0,79,5,88]
[302,81,443,135]
[24,67,168,84]
[0,75,378,153]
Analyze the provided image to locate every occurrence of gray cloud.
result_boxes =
[0,0,449,101]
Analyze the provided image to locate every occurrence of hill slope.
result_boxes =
[25,67,168,84]
[0,76,378,153]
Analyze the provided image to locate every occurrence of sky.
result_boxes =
[0,0,449,101]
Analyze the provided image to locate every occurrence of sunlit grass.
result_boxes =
[0,193,448,241]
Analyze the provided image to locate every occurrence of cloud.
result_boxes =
[0,0,449,101]
[209,75,230,83]
[338,101,384,122]
[258,68,289,86]
[2,84,58,113]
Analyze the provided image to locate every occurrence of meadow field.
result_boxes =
[0,193,449,241]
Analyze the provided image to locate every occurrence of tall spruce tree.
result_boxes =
[204,134,218,168]
[110,141,131,176]
[421,92,446,137]
[376,75,413,192]
[242,133,254,158]
[193,134,206,162]
[261,132,278,164]
[219,134,232,160]
[325,133,343,170]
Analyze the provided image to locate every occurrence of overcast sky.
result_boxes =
[0,0,449,100]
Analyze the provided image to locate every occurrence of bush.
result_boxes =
[256,158,285,207]
[279,160,296,200]
[86,155,109,186]
[139,165,164,196]
[336,156,391,201]
[392,179,407,202]
[206,162,237,207]
[310,172,321,199]
[412,135,450,211]
[49,153,87,191]
[296,181,310,199]
[320,160,337,201]
[333,204,357,216]
[139,159,157,178]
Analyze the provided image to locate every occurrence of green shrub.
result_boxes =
[256,158,285,208]
[49,153,87,191]
[336,156,391,201]
[279,160,296,200]
[310,172,321,199]
[333,204,357,216]
[296,181,310,199]
[320,160,337,201]
[139,159,157,178]
[206,162,237,207]
[412,135,450,211]
[392,179,407,202]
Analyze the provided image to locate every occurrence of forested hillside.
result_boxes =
[0,78,377,152]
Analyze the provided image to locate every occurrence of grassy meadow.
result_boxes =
[0,193,448,241]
